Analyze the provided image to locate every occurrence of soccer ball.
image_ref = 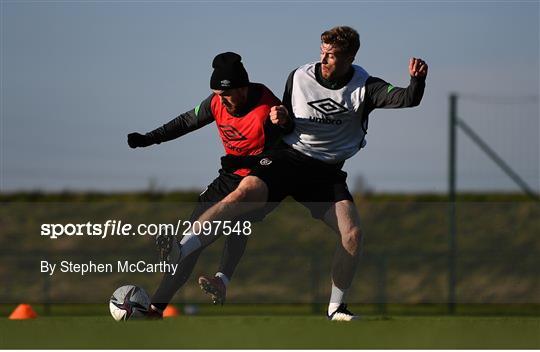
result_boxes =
[109,284,150,321]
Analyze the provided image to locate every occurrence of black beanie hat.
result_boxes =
[210,52,249,90]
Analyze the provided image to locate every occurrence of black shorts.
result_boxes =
[190,169,280,222]
[251,146,354,219]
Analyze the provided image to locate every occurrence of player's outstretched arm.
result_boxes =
[366,57,428,110]
[127,94,215,149]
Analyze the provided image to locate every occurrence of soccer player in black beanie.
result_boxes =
[127,52,292,315]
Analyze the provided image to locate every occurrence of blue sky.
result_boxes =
[2,1,539,192]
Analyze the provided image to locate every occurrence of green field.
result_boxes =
[1,315,539,349]
[1,192,538,349]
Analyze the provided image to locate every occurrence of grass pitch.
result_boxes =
[1,315,539,349]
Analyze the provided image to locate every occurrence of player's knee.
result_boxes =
[229,176,267,205]
[342,227,363,256]
[237,176,268,202]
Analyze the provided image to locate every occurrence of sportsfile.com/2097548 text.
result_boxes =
[40,220,252,239]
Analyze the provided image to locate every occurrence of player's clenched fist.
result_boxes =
[270,105,289,126]
[409,57,428,78]
[127,132,152,148]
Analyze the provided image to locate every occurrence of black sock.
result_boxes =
[218,234,248,279]
[151,249,202,311]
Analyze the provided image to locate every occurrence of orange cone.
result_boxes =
[162,304,180,318]
[9,304,38,320]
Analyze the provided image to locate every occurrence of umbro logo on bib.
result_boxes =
[219,125,247,141]
[307,98,348,116]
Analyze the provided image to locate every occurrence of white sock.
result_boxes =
[215,272,230,287]
[328,282,347,315]
[179,232,201,259]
